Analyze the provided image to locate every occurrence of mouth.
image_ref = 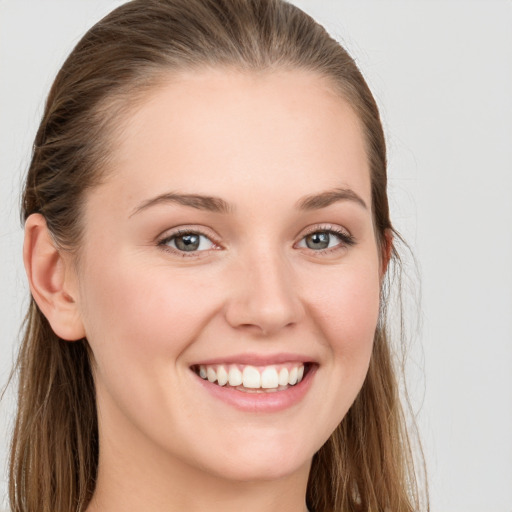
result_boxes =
[190,362,313,393]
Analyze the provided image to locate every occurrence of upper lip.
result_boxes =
[191,352,315,367]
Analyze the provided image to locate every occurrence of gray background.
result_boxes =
[1,1,511,510]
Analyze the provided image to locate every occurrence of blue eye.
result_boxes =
[162,232,215,252]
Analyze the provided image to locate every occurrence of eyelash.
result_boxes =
[157,224,356,257]
[297,225,356,255]
[158,228,221,258]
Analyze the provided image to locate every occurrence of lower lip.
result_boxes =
[193,366,317,413]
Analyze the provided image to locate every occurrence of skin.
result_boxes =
[25,69,388,512]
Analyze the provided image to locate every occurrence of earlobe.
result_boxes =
[23,214,85,341]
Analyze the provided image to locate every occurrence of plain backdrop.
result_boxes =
[1,1,511,511]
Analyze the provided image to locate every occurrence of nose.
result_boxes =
[224,249,305,336]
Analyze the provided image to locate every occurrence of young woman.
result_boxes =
[10,1,426,511]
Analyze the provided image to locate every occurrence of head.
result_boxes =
[13,1,420,511]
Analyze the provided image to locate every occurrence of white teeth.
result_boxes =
[228,366,243,386]
[207,367,217,383]
[196,363,306,390]
[278,368,289,386]
[242,366,261,389]
[261,367,279,389]
[217,365,228,386]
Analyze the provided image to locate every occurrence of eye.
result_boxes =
[160,231,216,252]
[297,228,355,251]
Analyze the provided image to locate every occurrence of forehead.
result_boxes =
[98,68,370,210]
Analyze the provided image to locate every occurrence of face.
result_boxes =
[73,69,384,486]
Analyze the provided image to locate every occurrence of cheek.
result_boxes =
[78,257,221,373]
[305,260,381,359]
[294,259,381,442]
[77,258,226,439]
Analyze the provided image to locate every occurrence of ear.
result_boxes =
[23,214,85,341]
[379,228,393,280]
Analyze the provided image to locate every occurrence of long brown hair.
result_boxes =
[10,1,427,511]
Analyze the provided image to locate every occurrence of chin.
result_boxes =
[212,455,309,483]
[194,432,315,483]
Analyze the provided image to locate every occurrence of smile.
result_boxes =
[192,363,308,392]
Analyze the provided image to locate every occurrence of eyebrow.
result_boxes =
[130,187,367,218]
[130,192,232,217]
[297,188,368,211]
